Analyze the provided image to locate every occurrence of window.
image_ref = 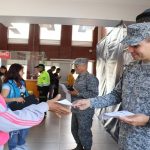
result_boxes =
[72,25,94,46]
[40,24,61,45]
[8,23,29,44]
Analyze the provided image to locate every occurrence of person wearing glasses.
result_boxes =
[69,58,99,150]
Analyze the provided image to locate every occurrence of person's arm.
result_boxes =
[1,87,25,103]
[90,90,121,108]
[0,102,48,132]
[73,79,123,110]
[0,94,70,132]
[90,79,122,108]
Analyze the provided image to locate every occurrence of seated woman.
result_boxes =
[1,63,70,150]
[0,93,70,150]
[1,64,30,150]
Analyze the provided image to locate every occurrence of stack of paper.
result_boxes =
[101,110,134,120]
[57,99,72,106]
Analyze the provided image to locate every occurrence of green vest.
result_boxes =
[37,71,50,87]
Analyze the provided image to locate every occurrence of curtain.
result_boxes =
[96,25,132,142]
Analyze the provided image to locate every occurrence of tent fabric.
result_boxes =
[96,26,132,142]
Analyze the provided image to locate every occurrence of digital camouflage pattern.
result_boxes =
[90,61,150,150]
[121,22,150,46]
[73,58,88,65]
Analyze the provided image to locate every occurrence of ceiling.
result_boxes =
[0,0,150,27]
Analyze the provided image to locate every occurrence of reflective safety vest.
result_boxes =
[37,71,50,87]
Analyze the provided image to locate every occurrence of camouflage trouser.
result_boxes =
[71,108,94,150]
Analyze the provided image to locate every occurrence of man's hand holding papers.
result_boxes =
[101,110,134,120]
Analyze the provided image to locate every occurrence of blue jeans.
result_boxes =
[8,129,29,150]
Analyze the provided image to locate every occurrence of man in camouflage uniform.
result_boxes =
[69,58,99,150]
[73,23,150,150]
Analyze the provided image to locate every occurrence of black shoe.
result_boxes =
[72,145,84,150]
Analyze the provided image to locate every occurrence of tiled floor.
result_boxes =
[4,112,119,150]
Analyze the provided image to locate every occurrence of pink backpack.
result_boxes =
[0,94,9,145]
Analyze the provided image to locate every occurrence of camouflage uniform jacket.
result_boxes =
[90,61,150,150]
[71,71,99,113]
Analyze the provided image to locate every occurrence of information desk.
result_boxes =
[25,79,39,97]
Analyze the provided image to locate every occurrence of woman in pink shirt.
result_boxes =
[0,94,69,150]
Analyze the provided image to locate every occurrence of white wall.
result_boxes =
[0,0,149,26]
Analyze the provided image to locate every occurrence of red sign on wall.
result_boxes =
[0,51,11,59]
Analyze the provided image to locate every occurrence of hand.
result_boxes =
[72,99,91,110]
[47,94,70,117]
[69,89,79,96]
[119,114,149,126]
[16,97,25,103]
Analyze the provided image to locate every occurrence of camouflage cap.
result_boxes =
[73,58,88,65]
[121,22,150,46]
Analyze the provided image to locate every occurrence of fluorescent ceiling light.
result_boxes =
[9,23,29,34]
[9,27,20,34]
[40,24,55,31]
[78,26,95,32]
